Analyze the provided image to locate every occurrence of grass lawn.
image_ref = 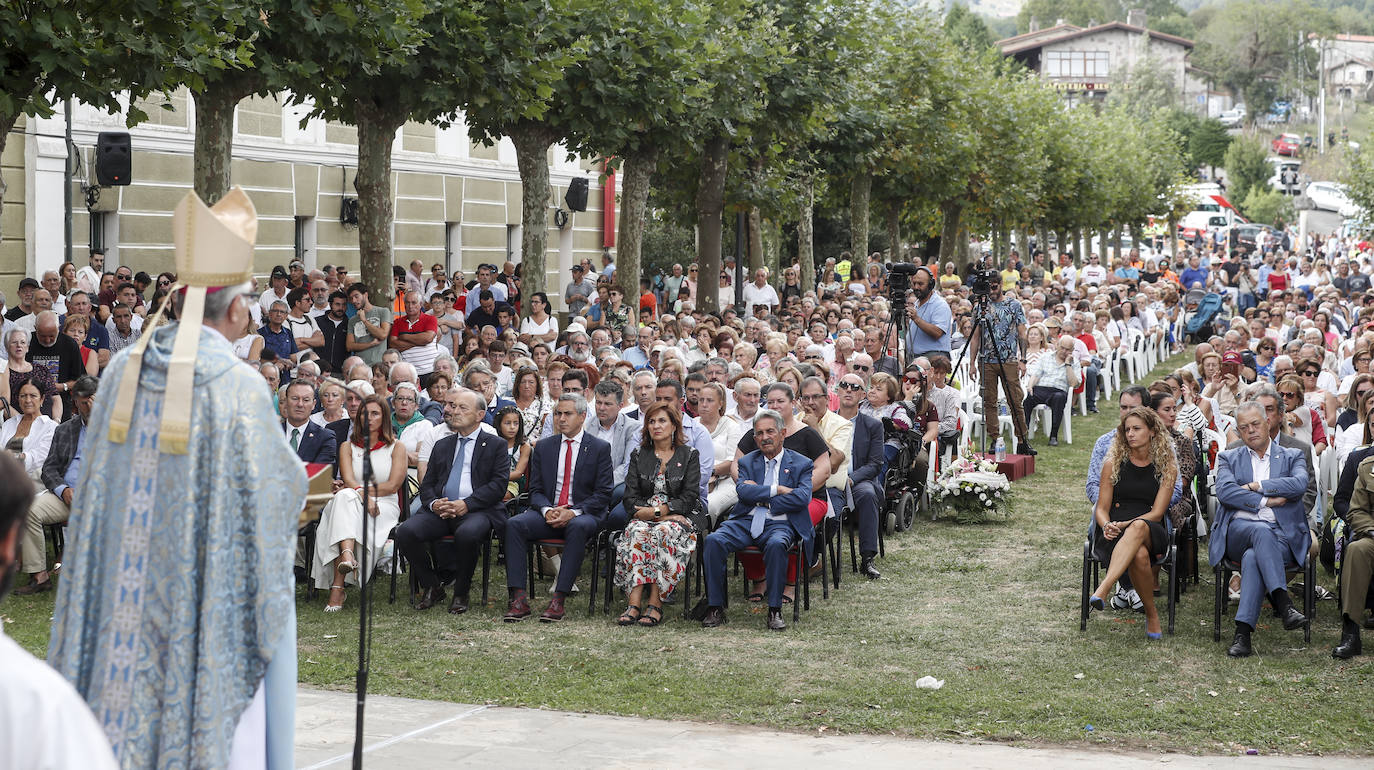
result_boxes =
[5,351,1373,756]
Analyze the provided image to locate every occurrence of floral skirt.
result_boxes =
[614,520,697,595]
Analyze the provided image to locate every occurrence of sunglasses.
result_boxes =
[1301,370,1320,377]
[1281,391,1302,399]
[903,376,923,384]
[838,381,864,391]
[850,364,870,371]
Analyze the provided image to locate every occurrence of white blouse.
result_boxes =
[1,414,59,477]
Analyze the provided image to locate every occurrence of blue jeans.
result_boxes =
[1225,518,1297,628]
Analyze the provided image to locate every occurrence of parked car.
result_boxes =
[1218,108,1244,128]
[1305,181,1361,218]
[1227,223,1275,251]
[1271,133,1302,156]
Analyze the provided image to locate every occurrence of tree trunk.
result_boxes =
[694,134,729,314]
[1036,221,1049,257]
[1097,228,1109,261]
[747,206,764,274]
[1168,214,1178,262]
[0,113,15,243]
[355,103,403,301]
[798,178,815,293]
[762,216,780,279]
[614,147,657,303]
[850,172,871,265]
[886,201,901,263]
[1110,223,1123,264]
[510,121,558,308]
[938,200,963,274]
[1077,228,1088,263]
[193,81,253,204]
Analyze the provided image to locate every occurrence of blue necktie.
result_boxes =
[750,458,776,538]
[443,437,471,501]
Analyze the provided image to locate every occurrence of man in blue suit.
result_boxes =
[1212,401,1311,658]
[835,373,884,579]
[504,393,613,623]
[701,409,815,631]
[281,379,337,465]
[394,388,510,614]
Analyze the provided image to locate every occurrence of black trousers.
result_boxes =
[1023,385,1068,439]
[393,510,493,596]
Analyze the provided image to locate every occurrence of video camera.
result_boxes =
[887,262,919,305]
[969,257,1000,300]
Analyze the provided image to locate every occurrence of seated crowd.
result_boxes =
[6,236,1374,647]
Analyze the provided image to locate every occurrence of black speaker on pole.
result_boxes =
[565,177,589,212]
[95,132,132,186]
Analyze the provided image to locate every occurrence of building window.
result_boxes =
[89,212,106,253]
[1045,51,1110,79]
[294,216,316,268]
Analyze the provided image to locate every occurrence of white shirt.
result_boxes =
[258,286,289,314]
[0,632,118,770]
[544,430,585,516]
[1080,264,1107,285]
[1238,443,1278,523]
[741,282,779,317]
[520,315,558,339]
[419,422,496,465]
[286,312,320,345]
[448,426,483,500]
[466,281,507,312]
[1,414,59,476]
[76,265,101,294]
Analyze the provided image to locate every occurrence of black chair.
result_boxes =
[478,493,526,608]
[385,476,417,604]
[45,521,66,568]
[1213,553,1315,643]
[1079,517,1179,635]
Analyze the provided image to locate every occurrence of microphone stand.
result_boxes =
[354,430,375,769]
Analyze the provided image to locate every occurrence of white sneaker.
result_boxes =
[1110,586,1131,610]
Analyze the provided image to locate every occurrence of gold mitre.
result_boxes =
[108,188,259,454]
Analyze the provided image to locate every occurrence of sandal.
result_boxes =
[748,579,766,603]
[782,583,796,605]
[338,548,358,575]
[324,585,346,613]
[617,606,642,626]
[637,605,663,627]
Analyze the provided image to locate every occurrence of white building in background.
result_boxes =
[1,91,618,309]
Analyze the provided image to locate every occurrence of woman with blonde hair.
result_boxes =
[1086,406,1178,639]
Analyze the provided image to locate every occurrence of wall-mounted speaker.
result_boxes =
[565,177,589,212]
[95,132,131,186]
[340,197,359,225]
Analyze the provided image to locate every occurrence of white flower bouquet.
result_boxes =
[929,451,1012,523]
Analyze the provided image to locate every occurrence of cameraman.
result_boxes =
[968,276,1035,456]
[906,267,951,362]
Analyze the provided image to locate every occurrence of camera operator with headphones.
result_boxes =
[967,266,1036,456]
[907,266,952,363]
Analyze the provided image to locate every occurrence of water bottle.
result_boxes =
[994,436,1006,462]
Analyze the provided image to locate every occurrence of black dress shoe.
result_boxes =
[1227,629,1253,658]
[700,606,727,628]
[859,557,881,580]
[415,586,446,610]
[767,608,787,631]
[448,593,470,615]
[1333,630,1362,659]
[1280,606,1307,631]
[1016,443,1037,457]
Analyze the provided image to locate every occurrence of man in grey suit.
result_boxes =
[835,373,884,579]
[588,379,642,529]
[1213,401,1311,658]
[1225,384,1317,515]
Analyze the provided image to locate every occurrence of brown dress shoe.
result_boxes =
[700,606,727,628]
[539,594,566,622]
[503,593,531,622]
[14,578,52,596]
[415,586,446,611]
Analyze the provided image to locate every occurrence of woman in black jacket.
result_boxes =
[614,403,701,627]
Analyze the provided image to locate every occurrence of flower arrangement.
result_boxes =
[929,451,1012,523]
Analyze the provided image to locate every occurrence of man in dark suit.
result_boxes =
[394,388,510,614]
[701,409,815,631]
[503,393,613,622]
[1213,401,1311,658]
[835,373,884,579]
[280,379,337,465]
[15,375,99,595]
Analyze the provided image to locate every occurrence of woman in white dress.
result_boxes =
[231,311,264,364]
[313,394,407,611]
[696,383,742,525]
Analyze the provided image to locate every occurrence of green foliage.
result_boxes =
[640,211,697,276]
[1341,139,1374,220]
[1190,0,1311,118]
[1015,0,1103,33]
[1107,56,1181,119]
[944,3,996,52]
[1189,117,1232,169]
[1240,187,1295,227]
[1224,138,1271,208]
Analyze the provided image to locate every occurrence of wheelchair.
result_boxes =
[880,416,926,534]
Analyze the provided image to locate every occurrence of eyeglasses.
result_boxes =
[1281,391,1301,399]
[838,382,864,391]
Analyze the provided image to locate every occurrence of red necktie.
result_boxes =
[557,438,574,507]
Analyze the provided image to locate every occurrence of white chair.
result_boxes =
[1028,401,1073,445]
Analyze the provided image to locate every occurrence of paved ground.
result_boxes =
[294,688,1367,769]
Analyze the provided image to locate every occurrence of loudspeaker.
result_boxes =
[565,177,589,212]
[95,132,131,186]
[340,197,359,225]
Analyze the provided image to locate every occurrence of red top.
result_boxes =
[389,312,437,338]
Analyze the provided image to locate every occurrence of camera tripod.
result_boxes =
[948,293,1033,456]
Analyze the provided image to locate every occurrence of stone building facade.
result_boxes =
[1,91,617,310]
